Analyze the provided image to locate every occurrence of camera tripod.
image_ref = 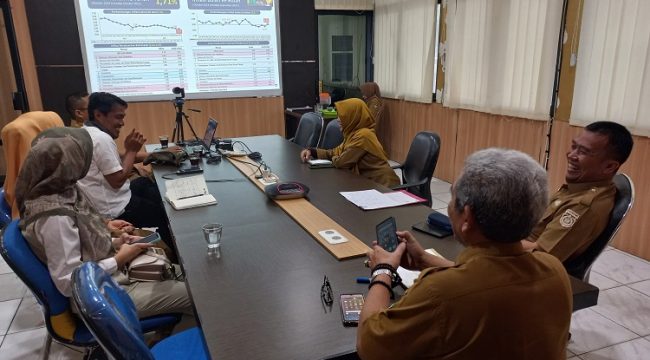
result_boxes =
[171,96,200,147]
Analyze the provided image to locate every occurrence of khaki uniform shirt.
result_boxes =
[365,96,385,125]
[358,243,572,360]
[316,147,399,188]
[530,180,615,262]
[70,118,84,128]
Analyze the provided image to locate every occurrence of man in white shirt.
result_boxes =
[78,92,172,247]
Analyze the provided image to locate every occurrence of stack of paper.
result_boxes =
[165,175,217,210]
[340,189,426,210]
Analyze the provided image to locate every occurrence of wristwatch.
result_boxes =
[371,269,393,282]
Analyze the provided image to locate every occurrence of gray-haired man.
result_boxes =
[357,148,572,359]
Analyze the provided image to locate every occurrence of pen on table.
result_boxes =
[356,277,370,284]
[176,193,205,200]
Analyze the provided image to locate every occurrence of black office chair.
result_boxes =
[319,119,343,149]
[564,173,635,282]
[391,132,441,207]
[291,112,323,148]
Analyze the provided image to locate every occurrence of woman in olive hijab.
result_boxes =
[300,98,399,187]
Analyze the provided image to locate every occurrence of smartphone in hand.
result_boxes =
[340,294,364,326]
[376,216,398,252]
[132,232,162,245]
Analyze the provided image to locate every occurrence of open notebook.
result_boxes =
[165,175,217,210]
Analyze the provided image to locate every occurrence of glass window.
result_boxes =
[332,51,353,82]
[318,13,371,100]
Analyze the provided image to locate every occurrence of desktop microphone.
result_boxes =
[264,181,309,200]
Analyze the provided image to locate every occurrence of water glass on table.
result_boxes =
[159,135,169,149]
[189,153,201,168]
[202,223,223,257]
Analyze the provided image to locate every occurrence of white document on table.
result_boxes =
[308,159,332,166]
[339,189,425,210]
[397,248,446,288]
[165,175,217,210]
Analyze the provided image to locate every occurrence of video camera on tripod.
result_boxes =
[171,87,199,146]
[173,86,185,103]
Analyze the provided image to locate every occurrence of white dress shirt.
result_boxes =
[35,216,117,297]
[77,126,131,218]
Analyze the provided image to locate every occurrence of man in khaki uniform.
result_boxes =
[357,149,572,359]
[65,91,89,128]
[522,121,634,262]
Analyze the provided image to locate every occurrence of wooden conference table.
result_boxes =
[151,135,598,360]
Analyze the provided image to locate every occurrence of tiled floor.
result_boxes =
[2,177,650,359]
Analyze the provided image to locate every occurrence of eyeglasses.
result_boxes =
[321,275,333,306]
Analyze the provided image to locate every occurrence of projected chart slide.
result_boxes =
[75,0,281,100]
[93,14,183,40]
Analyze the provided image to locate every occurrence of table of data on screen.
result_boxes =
[76,0,281,98]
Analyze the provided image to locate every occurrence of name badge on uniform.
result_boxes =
[559,209,580,228]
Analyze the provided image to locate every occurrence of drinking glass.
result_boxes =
[202,223,223,257]
[189,154,200,167]
[159,135,169,148]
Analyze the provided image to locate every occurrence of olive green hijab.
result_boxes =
[333,98,388,161]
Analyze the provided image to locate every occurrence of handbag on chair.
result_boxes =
[127,247,174,282]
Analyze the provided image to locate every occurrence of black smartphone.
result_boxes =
[340,294,364,326]
[132,232,162,245]
[412,221,452,238]
[376,216,398,252]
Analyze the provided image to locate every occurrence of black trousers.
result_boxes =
[117,177,174,251]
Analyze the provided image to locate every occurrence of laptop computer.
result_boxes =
[187,118,218,151]
[201,118,218,151]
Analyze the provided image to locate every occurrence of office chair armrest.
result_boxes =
[390,183,411,190]
[390,178,428,190]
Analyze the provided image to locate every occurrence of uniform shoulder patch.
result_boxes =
[559,209,580,228]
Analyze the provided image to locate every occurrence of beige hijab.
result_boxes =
[16,128,113,263]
